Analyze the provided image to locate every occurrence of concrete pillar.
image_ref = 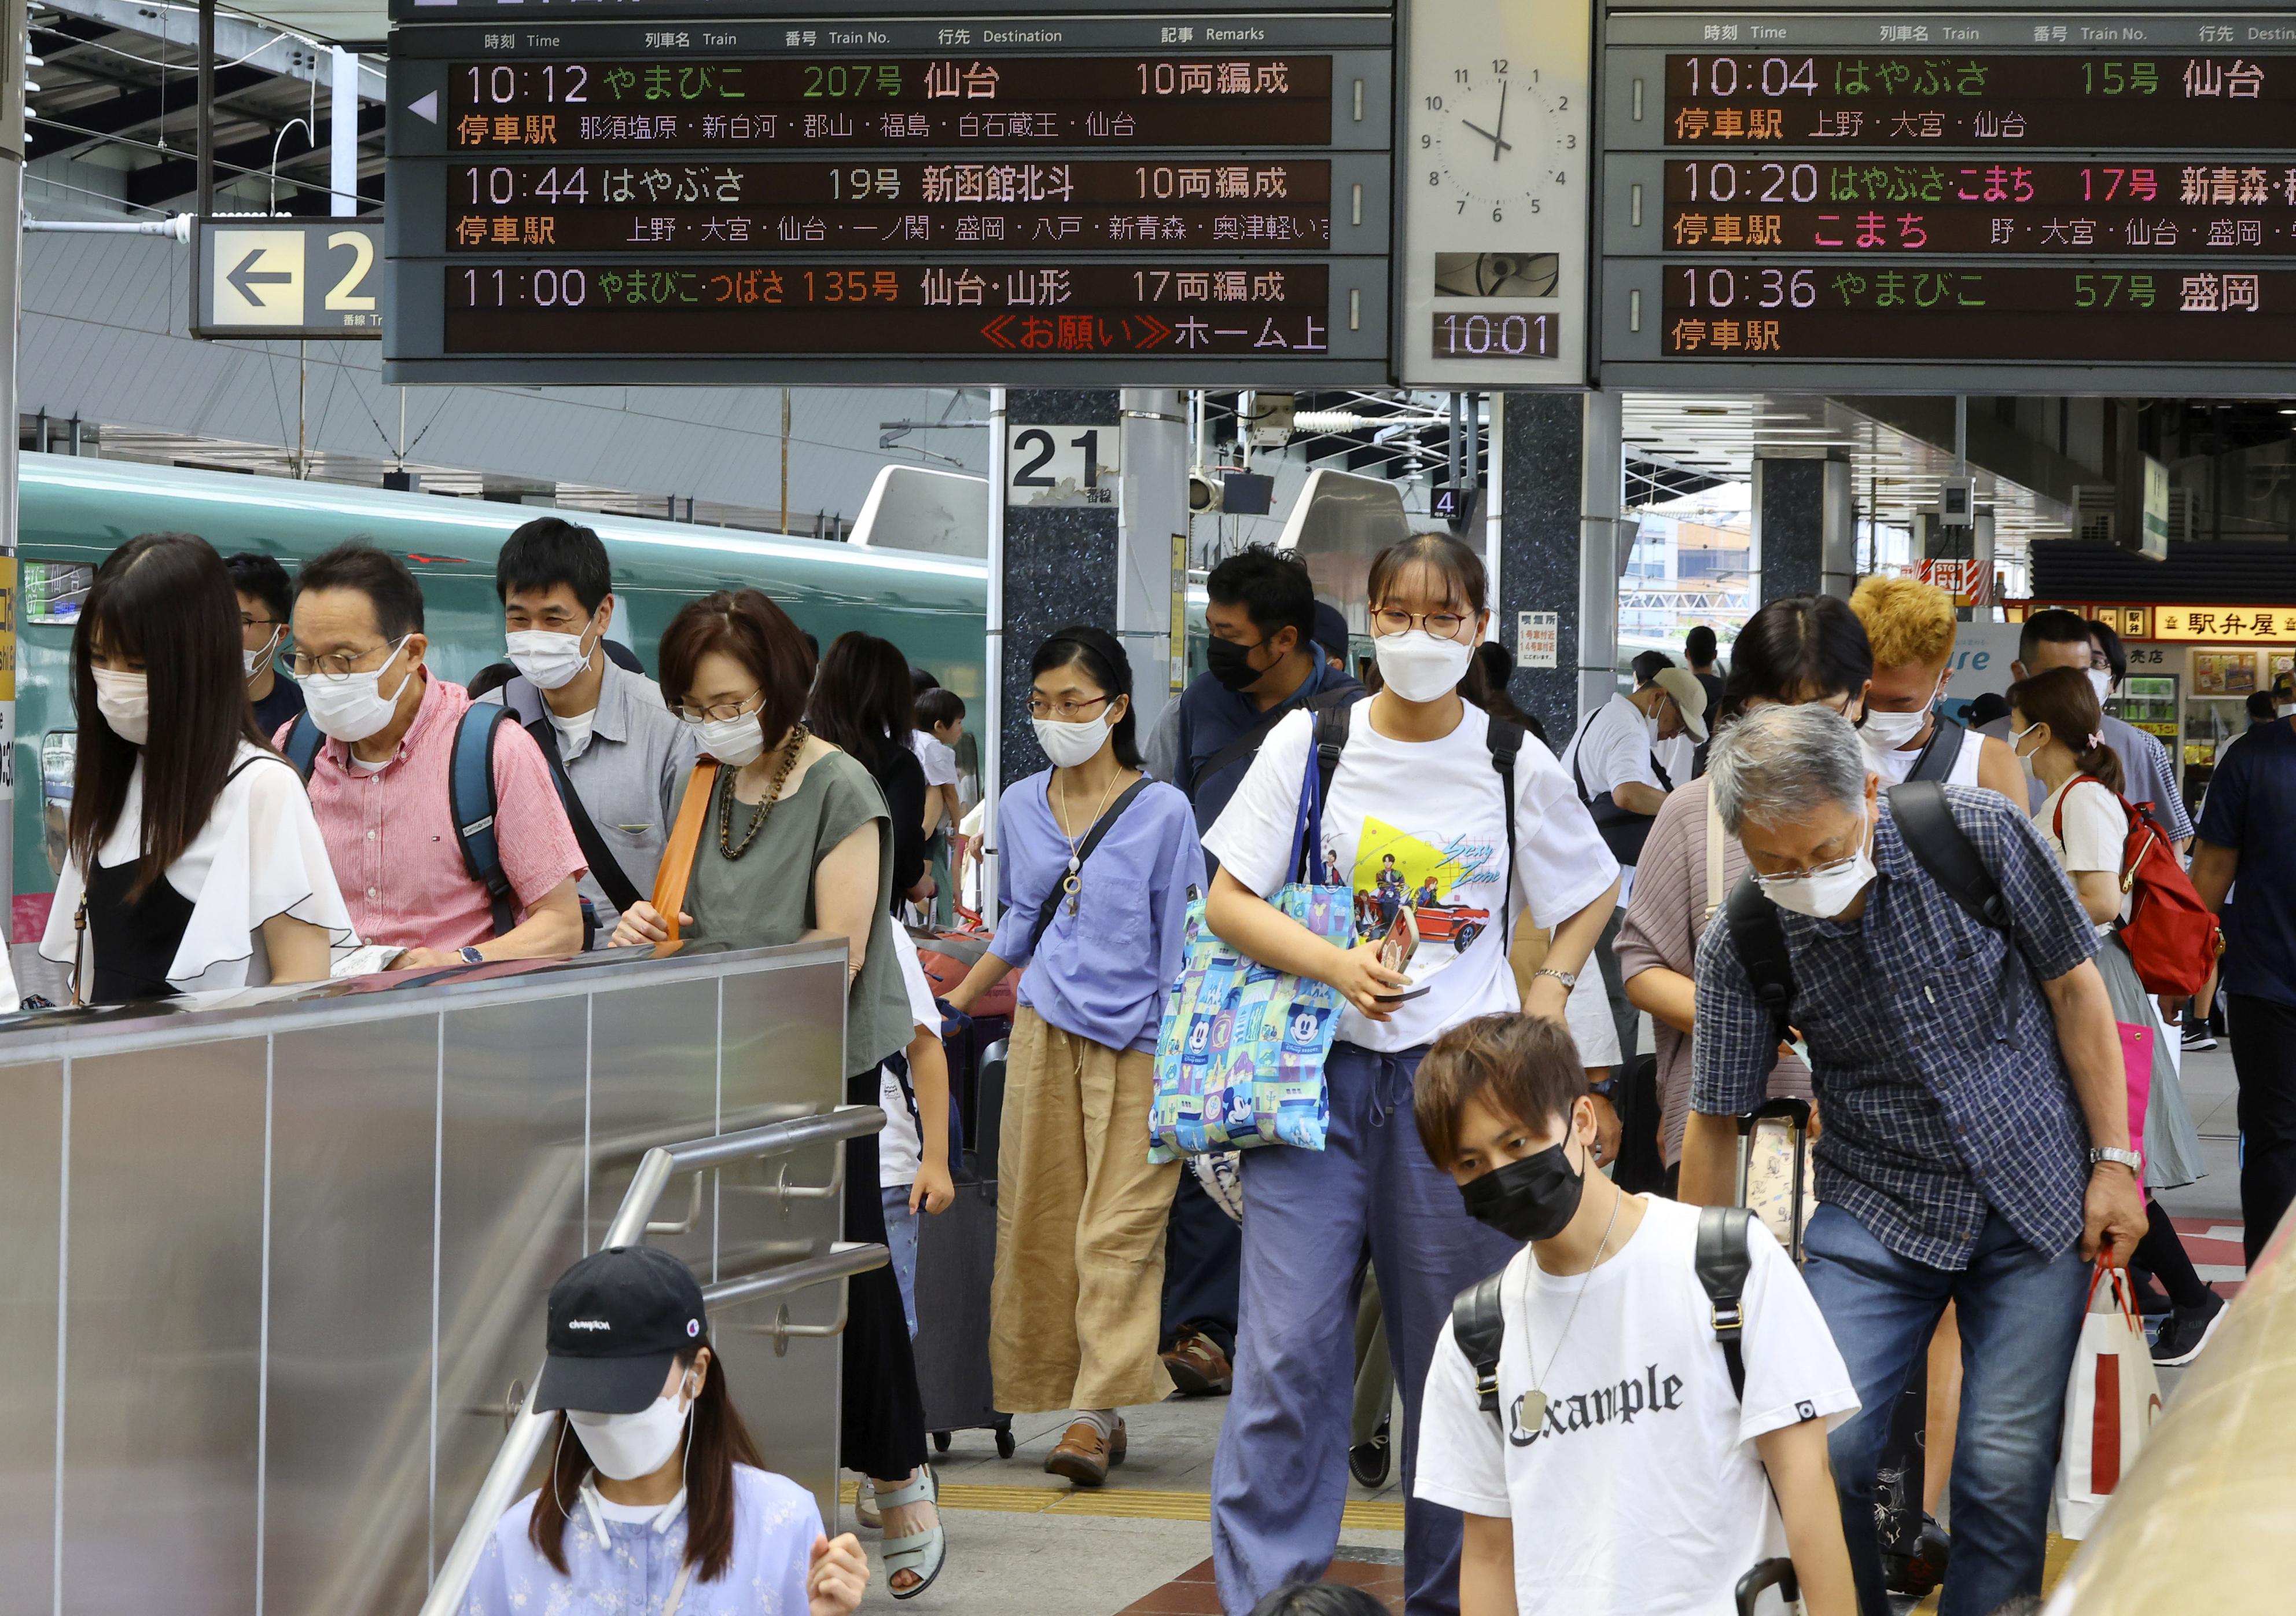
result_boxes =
[1753,456,1856,604]
[1493,390,1624,743]
[1115,387,1188,740]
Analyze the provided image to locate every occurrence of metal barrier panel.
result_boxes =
[0,941,852,1616]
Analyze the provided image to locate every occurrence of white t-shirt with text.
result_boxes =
[877,929,943,1188]
[1416,1196,1858,1616]
[1204,696,1618,1052]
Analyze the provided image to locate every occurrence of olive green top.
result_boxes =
[677,747,911,1078]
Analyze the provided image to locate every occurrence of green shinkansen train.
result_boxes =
[10,454,988,939]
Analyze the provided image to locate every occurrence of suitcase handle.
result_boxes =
[1735,1557,1798,1615]
[1736,1096,1812,1136]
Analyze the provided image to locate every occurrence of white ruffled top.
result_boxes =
[41,742,361,997]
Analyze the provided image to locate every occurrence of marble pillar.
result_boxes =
[1496,391,1589,744]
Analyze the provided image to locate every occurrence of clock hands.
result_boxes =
[1462,79,1513,161]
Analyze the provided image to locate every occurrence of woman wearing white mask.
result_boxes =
[1198,532,1620,1615]
[941,626,1205,1485]
[42,533,354,1003]
[1848,575,2024,798]
[463,1244,870,1616]
[610,588,945,1596]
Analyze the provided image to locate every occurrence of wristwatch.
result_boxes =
[458,945,485,965]
[2089,1146,2142,1174]
[1588,1075,1620,1100]
[1534,967,1578,990]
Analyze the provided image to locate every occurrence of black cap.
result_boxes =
[534,1245,708,1415]
[1313,601,1351,661]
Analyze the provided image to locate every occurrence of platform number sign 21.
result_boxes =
[1007,424,1122,509]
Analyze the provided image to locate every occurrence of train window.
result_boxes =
[25,563,93,625]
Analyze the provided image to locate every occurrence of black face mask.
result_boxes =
[1205,634,1268,692]
[1459,1140,1586,1243]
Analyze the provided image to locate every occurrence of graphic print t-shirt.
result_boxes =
[1204,697,1618,1051]
[1416,1198,1859,1616]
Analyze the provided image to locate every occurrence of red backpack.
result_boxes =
[2054,776,2224,997]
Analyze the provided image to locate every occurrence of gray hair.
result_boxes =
[1708,702,1869,834]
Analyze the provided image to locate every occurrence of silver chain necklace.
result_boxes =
[1514,1181,1624,1434]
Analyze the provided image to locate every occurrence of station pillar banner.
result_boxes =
[1495,390,1601,741]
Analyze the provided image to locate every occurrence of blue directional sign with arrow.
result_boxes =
[194,221,384,340]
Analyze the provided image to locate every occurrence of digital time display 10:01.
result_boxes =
[449,54,1334,150]
[1665,52,2296,149]
[1430,310,1554,359]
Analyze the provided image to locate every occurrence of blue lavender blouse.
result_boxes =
[989,772,1206,1052]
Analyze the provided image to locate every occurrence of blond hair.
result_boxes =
[1850,574,1956,671]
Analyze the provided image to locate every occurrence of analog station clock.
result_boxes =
[1400,0,1592,384]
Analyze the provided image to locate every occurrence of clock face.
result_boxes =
[1421,60,1576,220]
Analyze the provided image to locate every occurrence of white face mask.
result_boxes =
[506,623,599,692]
[1033,711,1114,769]
[2088,669,2114,706]
[2010,719,2044,783]
[303,637,416,743]
[1373,629,1474,703]
[694,711,767,768]
[1757,810,1875,920]
[567,1375,697,1482]
[91,668,150,746]
[243,627,285,682]
[1859,682,1938,755]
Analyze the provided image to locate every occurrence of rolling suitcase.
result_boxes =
[914,1037,1015,1457]
[1734,1096,1815,1262]
[1735,1558,1799,1615]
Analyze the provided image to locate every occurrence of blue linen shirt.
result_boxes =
[989,772,1206,1051]
[1691,787,2100,1270]
[1166,646,1362,838]
[461,1466,822,1616]
[2197,717,2296,1011]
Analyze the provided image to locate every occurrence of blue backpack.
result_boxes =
[281,706,520,936]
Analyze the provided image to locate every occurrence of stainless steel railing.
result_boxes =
[416,1105,888,1616]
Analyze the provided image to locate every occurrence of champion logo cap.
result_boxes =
[534,1244,709,1416]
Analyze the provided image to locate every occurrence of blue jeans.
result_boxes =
[881,1185,919,1339]
[1211,1042,1519,1616]
[1802,1203,2088,1616]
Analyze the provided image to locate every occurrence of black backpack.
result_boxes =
[1451,1205,1763,1418]
[1723,780,2021,1051]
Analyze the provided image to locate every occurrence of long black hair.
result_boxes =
[69,534,266,900]
[529,1345,765,1584]
[1364,531,1493,708]
[1031,625,1142,767]
[1713,595,1873,729]
[803,630,916,773]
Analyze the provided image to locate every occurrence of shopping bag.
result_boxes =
[1150,739,1347,1160]
[2117,1021,2153,1176]
[2051,1260,2163,1539]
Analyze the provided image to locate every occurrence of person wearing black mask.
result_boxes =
[1138,546,1360,1401]
[1411,1013,1858,1616]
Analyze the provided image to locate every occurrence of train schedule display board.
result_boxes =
[384,9,1394,384]
[1599,12,2296,390]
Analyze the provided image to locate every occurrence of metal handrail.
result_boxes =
[418,1105,885,1616]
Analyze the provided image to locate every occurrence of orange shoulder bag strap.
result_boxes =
[650,760,722,943]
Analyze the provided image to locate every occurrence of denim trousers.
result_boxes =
[1210,1042,1519,1616]
[1802,1203,2088,1616]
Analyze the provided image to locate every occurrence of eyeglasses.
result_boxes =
[1026,693,1112,722]
[241,615,282,631]
[676,689,765,724]
[290,637,404,682]
[1371,607,1468,638]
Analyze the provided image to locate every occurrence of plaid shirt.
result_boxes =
[1691,787,2099,1270]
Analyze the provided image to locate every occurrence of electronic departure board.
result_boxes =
[1598,12,2296,390]
[385,10,1394,384]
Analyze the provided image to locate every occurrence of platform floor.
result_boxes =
[854,1046,2245,1614]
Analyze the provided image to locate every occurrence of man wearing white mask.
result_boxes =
[1683,703,2143,1616]
[1848,575,2025,798]
[226,552,308,739]
[480,517,698,943]
[284,542,586,971]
